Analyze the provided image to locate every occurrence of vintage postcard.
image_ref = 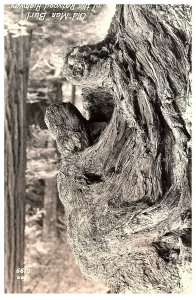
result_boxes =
[4,2,192,294]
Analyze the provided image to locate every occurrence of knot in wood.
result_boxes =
[44,102,91,156]
[63,44,112,87]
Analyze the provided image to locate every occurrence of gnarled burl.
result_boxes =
[45,5,192,293]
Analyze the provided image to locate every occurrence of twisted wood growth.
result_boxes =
[45,5,192,293]
[4,24,32,293]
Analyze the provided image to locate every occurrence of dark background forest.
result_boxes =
[4,4,116,293]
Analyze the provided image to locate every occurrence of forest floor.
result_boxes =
[24,233,107,293]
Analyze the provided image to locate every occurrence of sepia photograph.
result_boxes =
[4,2,192,294]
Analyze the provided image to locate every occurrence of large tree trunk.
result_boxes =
[4,25,32,293]
[45,5,192,293]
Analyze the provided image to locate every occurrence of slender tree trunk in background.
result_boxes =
[4,26,32,293]
[47,79,63,104]
[71,84,76,105]
[43,175,58,241]
[45,5,192,293]
[43,136,57,241]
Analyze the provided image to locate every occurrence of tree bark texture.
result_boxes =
[4,25,32,293]
[45,5,192,293]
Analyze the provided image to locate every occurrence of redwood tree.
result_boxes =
[4,24,32,292]
[45,5,192,293]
